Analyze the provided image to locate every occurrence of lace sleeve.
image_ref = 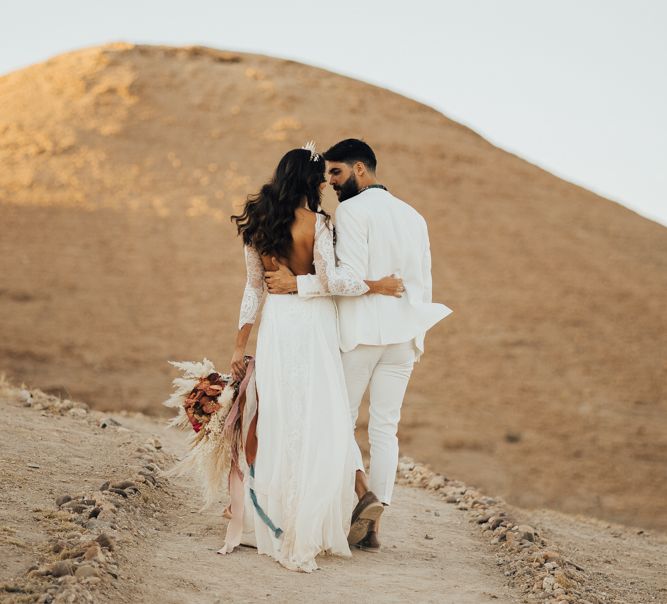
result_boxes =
[238,245,265,329]
[296,273,328,298]
[313,215,369,296]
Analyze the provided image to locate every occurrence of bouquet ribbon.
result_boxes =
[222,359,259,552]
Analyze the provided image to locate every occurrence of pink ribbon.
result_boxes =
[221,358,256,552]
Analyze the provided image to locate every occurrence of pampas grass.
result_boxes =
[162,358,239,510]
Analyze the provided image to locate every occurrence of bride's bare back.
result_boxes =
[259,208,317,276]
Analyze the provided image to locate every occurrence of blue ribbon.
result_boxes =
[249,464,283,539]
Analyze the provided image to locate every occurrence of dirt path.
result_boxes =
[0,383,517,603]
[2,381,666,604]
[117,415,518,604]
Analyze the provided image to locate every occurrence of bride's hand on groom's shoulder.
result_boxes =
[265,258,297,294]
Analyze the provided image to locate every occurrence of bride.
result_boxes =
[227,145,403,572]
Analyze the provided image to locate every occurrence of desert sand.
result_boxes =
[0,44,666,537]
[2,380,665,603]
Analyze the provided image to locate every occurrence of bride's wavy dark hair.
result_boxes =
[231,148,330,257]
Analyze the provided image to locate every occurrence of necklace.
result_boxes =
[358,184,388,194]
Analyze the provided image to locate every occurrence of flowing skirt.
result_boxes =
[252,293,356,572]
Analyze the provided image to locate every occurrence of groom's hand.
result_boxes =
[265,258,298,294]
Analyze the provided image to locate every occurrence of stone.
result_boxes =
[554,570,572,588]
[74,565,99,579]
[427,475,446,490]
[517,524,537,542]
[60,545,86,559]
[62,498,86,508]
[51,540,67,554]
[65,504,89,514]
[99,417,121,429]
[83,544,103,561]
[542,575,555,592]
[57,399,74,411]
[68,408,87,418]
[88,507,102,519]
[96,509,115,522]
[56,495,72,507]
[99,481,110,491]
[541,550,562,562]
[48,560,74,577]
[138,471,157,485]
[111,480,136,490]
[96,533,115,550]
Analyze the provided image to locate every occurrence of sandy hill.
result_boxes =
[0,43,665,532]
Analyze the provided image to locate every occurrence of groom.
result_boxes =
[265,139,450,551]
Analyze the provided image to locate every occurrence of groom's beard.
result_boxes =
[334,173,360,202]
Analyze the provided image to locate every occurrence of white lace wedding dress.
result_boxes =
[238,213,368,572]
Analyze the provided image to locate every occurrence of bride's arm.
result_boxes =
[312,216,370,296]
[267,267,402,296]
[312,209,404,296]
[231,245,265,381]
[269,269,402,297]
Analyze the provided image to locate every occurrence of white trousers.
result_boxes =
[341,341,416,505]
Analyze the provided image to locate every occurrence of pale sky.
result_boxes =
[2,1,666,225]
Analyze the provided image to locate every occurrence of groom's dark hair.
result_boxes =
[323,139,377,173]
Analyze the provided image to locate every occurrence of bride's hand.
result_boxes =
[230,348,246,383]
[366,274,405,297]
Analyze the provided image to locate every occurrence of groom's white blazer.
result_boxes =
[297,187,451,360]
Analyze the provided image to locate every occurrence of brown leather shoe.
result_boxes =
[348,491,384,545]
[354,529,381,553]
